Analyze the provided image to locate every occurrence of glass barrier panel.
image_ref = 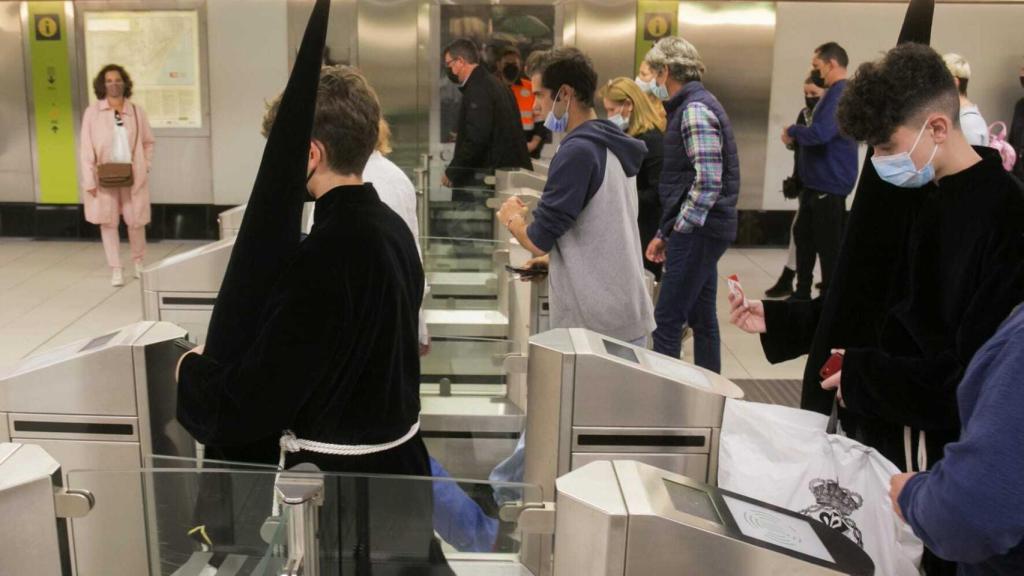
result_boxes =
[63,466,541,576]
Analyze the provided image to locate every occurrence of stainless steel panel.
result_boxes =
[420,395,525,432]
[424,309,510,338]
[156,308,212,344]
[423,437,519,481]
[0,342,138,416]
[571,452,710,483]
[140,237,232,293]
[554,460,628,576]
[0,2,34,203]
[571,426,711,454]
[573,355,731,428]
[9,413,139,442]
[0,444,65,576]
[358,0,421,171]
[679,2,775,210]
[37,439,148,576]
[573,0,636,89]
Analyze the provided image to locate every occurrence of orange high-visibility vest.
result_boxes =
[511,78,535,131]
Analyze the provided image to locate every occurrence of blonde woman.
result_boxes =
[600,76,667,279]
[80,64,155,286]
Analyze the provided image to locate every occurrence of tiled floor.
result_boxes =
[0,239,814,380]
[0,238,205,369]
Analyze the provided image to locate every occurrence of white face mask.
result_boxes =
[871,119,940,188]
[635,76,655,94]
[608,114,629,131]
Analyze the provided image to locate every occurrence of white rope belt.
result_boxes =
[277,420,421,470]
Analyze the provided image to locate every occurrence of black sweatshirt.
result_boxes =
[762,148,1024,467]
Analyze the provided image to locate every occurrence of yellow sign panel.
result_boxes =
[34,14,61,41]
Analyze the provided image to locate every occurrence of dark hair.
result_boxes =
[444,38,480,65]
[92,64,133,99]
[541,47,598,108]
[956,77,969,96]
[837,43,959,146]
[815,42,849,68]
[805,68,825,88]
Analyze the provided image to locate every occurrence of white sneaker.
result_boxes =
[111,267,125,287]
[132,260,144,279]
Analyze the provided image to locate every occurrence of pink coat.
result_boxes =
[80,99,155,226]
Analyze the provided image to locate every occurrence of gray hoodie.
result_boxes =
[527,119,656,342]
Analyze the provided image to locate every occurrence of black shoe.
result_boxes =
[764,267,795,299]
[786,290,812,302]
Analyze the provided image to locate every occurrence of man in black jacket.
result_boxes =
[442,38,532,192]
[730,44,1024,576]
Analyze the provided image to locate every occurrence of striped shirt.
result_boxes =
[673,102,723,233]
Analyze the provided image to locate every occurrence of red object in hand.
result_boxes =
[726,274,744,301]
[820,351,844,380]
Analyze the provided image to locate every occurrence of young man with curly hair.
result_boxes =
[730,45,1024,574]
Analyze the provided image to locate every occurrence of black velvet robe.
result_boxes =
[178,184,429,473]
[762,149,1024,470]
[179,185,452,571]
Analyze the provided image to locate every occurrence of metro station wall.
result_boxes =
[3,0,1024,240]
[0,2,35,205]
[764,1,1024,211]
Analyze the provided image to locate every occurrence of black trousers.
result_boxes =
[794,189,847,295]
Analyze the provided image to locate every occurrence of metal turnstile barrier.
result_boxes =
[0,323,194,576]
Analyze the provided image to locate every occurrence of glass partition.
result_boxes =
[65,463,541,576]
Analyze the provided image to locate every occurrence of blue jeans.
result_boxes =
[652,231,730,373]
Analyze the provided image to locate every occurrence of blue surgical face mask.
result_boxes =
[871,119,940,188]
[544,90,569,133]
[635,76,655,94]
[652,79,670,101]
[608,114,629,131]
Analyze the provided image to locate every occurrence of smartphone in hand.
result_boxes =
[820,351,844,380]
[504,264,545,279]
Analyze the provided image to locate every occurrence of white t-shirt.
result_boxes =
[306,151,429,345]
[960,105,990,147]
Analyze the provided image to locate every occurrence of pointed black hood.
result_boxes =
[202,0,329,364]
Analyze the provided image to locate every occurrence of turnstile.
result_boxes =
[519,329,744,576]
[218,203,315,240]
[141,238,232,344]
[523,328,744,498]
[0,322,194,576]
[0,443,81,575]
[554,460,874,575]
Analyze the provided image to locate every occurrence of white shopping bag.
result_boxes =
[718,399,923,576]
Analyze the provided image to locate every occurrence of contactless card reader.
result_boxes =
[554,460,874,575]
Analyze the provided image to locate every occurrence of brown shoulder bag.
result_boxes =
[97,104,139,188]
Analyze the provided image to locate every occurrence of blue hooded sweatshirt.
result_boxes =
[899,305,1024,575]
[526,119,656,342]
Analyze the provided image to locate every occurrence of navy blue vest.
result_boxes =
[659,82,740,241]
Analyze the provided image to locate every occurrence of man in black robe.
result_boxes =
[730,43,1024,575]
[176,66,450,572]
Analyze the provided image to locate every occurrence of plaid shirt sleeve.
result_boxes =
[676,102,723,233]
